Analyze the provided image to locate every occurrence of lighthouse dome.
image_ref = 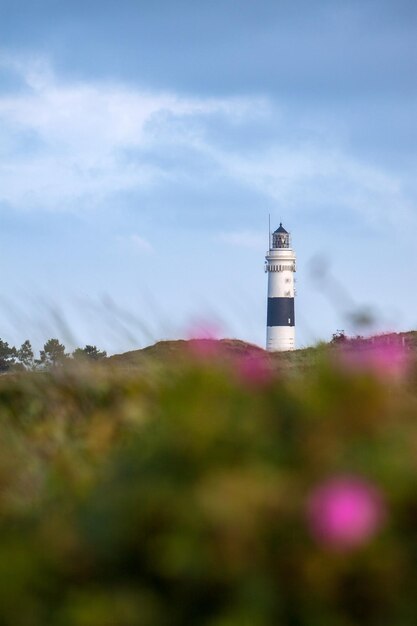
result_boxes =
[274,223,288,234]
[272,223,290,248]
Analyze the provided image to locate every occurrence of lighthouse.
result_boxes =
[265,223,296,351]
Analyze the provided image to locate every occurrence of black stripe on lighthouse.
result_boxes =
[267,297,295,327]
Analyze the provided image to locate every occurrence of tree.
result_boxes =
[37,339,68,369]
[331,330,347,344]
[0,339,17,373]
[73,345,107,361]
[17,340,35,370]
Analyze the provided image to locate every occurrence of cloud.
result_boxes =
[0,53,415,235]
[0,54,263,210]
[206,145,414,230]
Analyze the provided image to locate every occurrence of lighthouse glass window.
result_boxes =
[273,233,289,248]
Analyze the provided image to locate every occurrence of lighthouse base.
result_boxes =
[266,326,295,352]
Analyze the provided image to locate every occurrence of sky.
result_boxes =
[0,0,416,353]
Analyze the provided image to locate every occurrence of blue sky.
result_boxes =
[0,0,416,353]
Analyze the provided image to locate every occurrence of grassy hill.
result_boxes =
[107,330,417,371]
[108,337,318,368]
[108,338,265,366]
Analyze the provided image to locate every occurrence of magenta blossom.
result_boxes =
[188,337,223,360]
[307,476,385,550]
[235,351,274,387]
[186,320,223,361]
[338,337,409,379]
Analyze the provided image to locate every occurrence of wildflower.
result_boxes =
[307,475,385,550]
[235,350,273,387]
[186,320,223,361]
[338,336,409,379]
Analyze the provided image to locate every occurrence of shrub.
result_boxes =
[0,344,415,625]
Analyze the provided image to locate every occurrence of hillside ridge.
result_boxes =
[108,330,417,368]
[108,338,265,365]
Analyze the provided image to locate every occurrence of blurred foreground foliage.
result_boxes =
[0,340,416,626]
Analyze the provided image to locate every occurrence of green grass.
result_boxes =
[108,330,417,371]
[0,334,415,625]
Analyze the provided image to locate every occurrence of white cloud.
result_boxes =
[188,140,414,232]
[0,53,414,234]
[0,54,263,210]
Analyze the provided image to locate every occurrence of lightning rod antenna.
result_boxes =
[268,213,271,249]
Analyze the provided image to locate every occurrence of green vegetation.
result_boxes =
[0,339,107,372]
[109,330,417,372]
[0,334,416,625]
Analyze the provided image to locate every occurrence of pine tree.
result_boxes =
[0,339,17,373]
[73,345,107,361]
[17,340,35,370]
[37,339,68,369]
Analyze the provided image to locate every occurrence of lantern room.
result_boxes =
[272,223,290,249]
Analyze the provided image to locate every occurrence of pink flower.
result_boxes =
[186,320,223,361]
[338,336,409,379]
[307,476,385,550]
[188,337,222,360]
[235,351,274,387]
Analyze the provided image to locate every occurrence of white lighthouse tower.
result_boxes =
[265,223,296,351]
